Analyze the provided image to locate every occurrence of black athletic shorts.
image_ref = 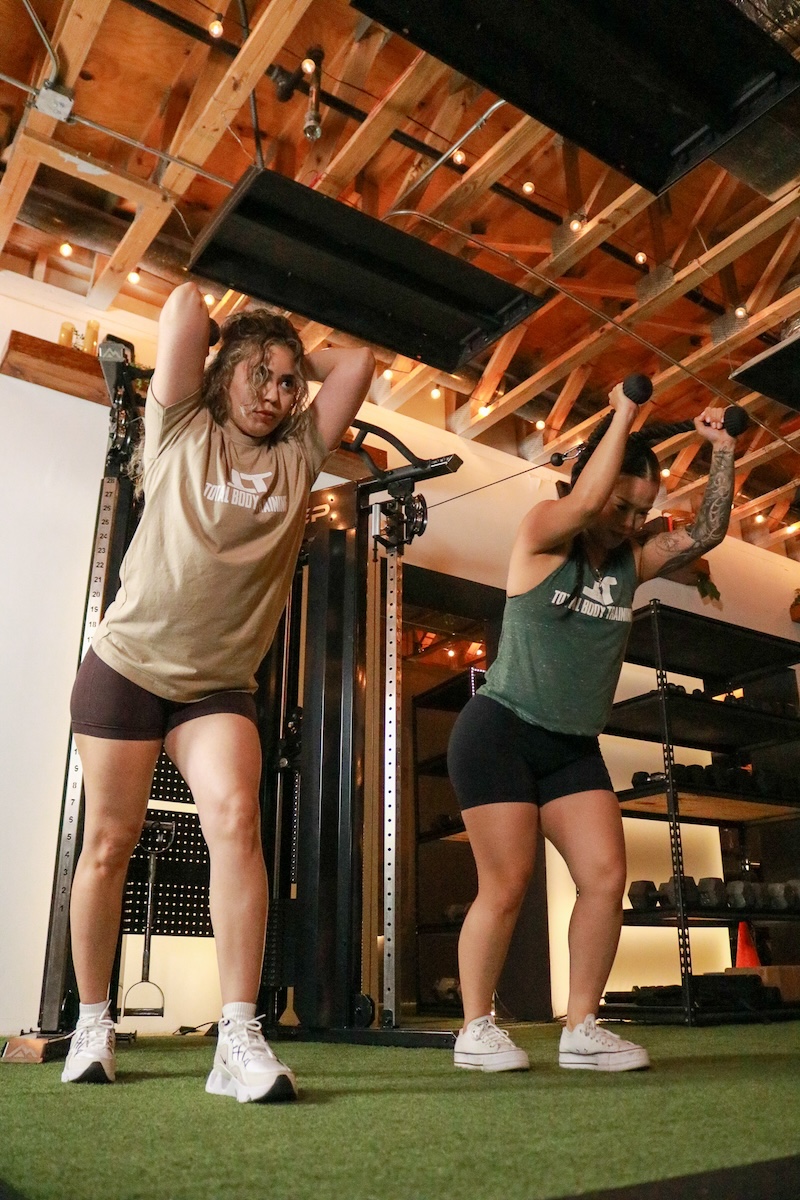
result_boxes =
[447,693,613,811]
[71,646,258,741]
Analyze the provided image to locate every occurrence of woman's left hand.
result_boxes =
[693,407,735,448]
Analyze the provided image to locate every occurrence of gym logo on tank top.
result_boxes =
[203,467,288,513]
[551,574,632,623]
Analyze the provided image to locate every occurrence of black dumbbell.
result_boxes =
[631,771,650,788]
[628,880,659,911]
[672,763,689,787]
[658,876,700,909]
[767,883,790,911]
[698,877,727,908]
[785,880,800,911]
[727,880,756,909]
[686,764,706,788]
[750,882,770,910]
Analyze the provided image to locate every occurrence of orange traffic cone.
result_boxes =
[736,921,761,968]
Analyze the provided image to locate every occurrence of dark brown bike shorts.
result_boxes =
[70,647,257,741]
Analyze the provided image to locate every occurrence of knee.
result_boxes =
[479,868,533,919]
[578,860,627,906]
[203,794,261,854]
[81,824,142,875]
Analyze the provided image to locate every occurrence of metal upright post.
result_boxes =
[381,543,402,1027]
[39,339,147,1033]
[650,599,694,1024]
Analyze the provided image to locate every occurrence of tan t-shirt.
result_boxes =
[91,389,329,701]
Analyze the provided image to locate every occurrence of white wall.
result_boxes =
[3,277,800,1031]
[0,276,186,1034]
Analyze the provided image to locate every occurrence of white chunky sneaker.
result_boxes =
[61,1009,116,1084]
[454,1016,530,1073]
[559,1014,650,1072]
[206,1017,297,1103]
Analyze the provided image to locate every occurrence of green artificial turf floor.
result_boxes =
[1,1022,799,1200]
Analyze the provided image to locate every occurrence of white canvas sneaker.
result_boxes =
[453,1016,530,1072]
[61,1009,116,1084]
[559,1014,650,1071]
[206,1017,297,1102]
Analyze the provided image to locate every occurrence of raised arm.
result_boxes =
[639,408,735,582]
[515,383,640,556]
[149,282,211,408]
[305,346,375,452]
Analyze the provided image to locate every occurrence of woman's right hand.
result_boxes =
[608,381,640,422]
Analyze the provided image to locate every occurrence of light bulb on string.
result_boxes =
[635,251,647,266]
[522,181,535,195]
[452,148,466,166]
[430,386,442,400]
[535,419,546,431]
[59,242,73,258]
[127,269,140,284]
[382,368,393,381]
[203,293,215,307]
[208,15,223,38]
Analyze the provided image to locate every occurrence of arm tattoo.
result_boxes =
[655,446,735,575]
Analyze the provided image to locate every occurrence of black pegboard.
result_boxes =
[150,750,194,805]
[122,807,213,938]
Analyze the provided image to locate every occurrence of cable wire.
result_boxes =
[385,208,800,460]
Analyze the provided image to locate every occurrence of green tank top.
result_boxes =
[481,541,638,736]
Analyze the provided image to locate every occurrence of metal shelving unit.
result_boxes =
[602,598,800,1026]
[412,667,484,1015]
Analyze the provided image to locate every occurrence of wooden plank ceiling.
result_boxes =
[3,0,800,556]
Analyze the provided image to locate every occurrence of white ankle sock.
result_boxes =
[222,1001,257,1024]
[79,1000,110,1022]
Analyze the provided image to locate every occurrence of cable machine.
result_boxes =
[257,420,462,1044]
[38,337,149,1034]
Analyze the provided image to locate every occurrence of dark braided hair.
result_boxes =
[570,412,660,488]
[561,413,660,614]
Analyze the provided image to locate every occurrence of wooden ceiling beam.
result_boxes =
[87,201,174,309]
[380,364,439,410]
[455,181,800,443]
[16,130,169,210]
[419,114,550,227]
[734,477,800,521]
[746,220,800,314]
[84,0,315,308]
[534,184,652,283]
[314,52,449,199]
[543,364,593,443]
[386,75,478,212]
[669,171,738,271]
[0,0,113,252]
[296,23,389,187]
[670,425,800,504]
[469,326,528,413]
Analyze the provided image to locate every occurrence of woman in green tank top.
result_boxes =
[450,381,736,1074]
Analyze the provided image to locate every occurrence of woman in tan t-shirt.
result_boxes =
[63,282,375,1101]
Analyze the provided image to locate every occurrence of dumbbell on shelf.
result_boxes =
[657,876,701,909]
[785,880,800,911]
[698,877,727,908]
[727,879,756,909]
[628,880,659,910]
